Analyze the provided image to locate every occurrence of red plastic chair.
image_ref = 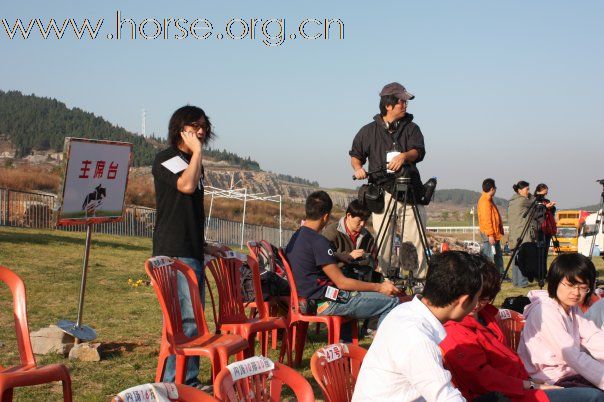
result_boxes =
[278,249,358,367]
[204,256,290,363]
[214,356,314,402]
[246,241,290,352]
[495,309,525,351]
[113,383,218,401]
[0,265,72,401]
[310,343,367,402]
[145,257,249,383]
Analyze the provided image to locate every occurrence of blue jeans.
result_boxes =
[480,233,504,275]
[545,387,604,402]
[319,291,399,341]
[162,257,205,385]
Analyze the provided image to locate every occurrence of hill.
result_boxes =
[0,90,160,166]
[434,189,509,208]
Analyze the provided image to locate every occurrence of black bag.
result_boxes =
[501,296,531,314]
[241,242,290,302]
[358,183,384,213]
[515,242,547,282]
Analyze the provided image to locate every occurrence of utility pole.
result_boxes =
[141,109,146,137]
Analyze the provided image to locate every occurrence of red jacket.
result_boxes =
[440,304,549,402]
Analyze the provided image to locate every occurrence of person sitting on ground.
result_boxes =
[441,255,604,401]
[518,253,604,391]
[285,191,400,328]
[323,199,377,281]
[352,251,483,402]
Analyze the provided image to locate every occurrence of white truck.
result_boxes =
[578,210,603,257]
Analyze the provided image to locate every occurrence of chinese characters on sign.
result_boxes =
[57,138,132,225]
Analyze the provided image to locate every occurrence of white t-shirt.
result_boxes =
[352,296,465,402]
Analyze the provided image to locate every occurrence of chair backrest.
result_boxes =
[113,382,218,402]
[277,249,302,316]
[495,309,525,351]
[0,265,36,367]
[310,343,367,402]
[214,356,314,402]
[145,257,210,344]
[205,257,251,326]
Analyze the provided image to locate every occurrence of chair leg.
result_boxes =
[351,320,359,345]
[294,321,309,367]
[244,332,257,359]
[61,366,73,402]
[271,328,278,350]
[155,351,169,382]
[332,319,341,344]
[62,378,73,402]
[2,388,13,402]
[175,355,186,384]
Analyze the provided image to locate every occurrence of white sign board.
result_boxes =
[57,138,132,225]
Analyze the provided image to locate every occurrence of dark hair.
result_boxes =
[305,191,333,220]
[482,178,496,193]
[379,95,399,116]
[477,256,501,300]
[168,105,214,148]
[346,199,371,221]
[422,251,483,307]
[534,183,548,195]
[512,181,529,193]
[547,253,596,299]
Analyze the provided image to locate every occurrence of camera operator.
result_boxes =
[349,82,428,278]
[323,199,378,282]
[508,181,536,288]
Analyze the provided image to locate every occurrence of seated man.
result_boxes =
[322,199,377,282]
[285,191,400,327]
[352,251,483,402]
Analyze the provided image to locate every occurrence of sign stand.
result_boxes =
[54,137,133,343]
[57,223,97,342]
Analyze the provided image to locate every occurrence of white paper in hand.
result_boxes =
[161,156,188,174]
[386,151,399,173]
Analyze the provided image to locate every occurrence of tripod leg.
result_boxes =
[373,191,398,276]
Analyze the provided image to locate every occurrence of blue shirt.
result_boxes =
[285,226,337,300]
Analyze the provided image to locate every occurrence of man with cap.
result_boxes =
[349,82,428,279]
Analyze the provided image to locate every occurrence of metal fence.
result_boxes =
[0,188,290,246]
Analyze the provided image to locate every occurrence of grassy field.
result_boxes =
[0,226,602,401]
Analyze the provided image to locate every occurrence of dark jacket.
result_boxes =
[322,217,375,266]
[349,113,425,195]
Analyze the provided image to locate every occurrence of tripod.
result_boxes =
[588,179,604,258]
[372,174,432,291]
[502,196,548,288]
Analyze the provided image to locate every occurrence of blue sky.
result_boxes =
[1,1,602,208]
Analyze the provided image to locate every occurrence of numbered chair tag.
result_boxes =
[227,356,275,381]
[115,382,178,402]
[318,343,349,362]
[325,286,340,301]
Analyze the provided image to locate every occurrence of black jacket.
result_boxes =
[350,113,426,196]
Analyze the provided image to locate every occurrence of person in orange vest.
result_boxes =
[477,178,506,279]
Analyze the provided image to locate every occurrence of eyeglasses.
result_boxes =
[560,281,590,294]
[397,99,408,106]
[185,121,207,131]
